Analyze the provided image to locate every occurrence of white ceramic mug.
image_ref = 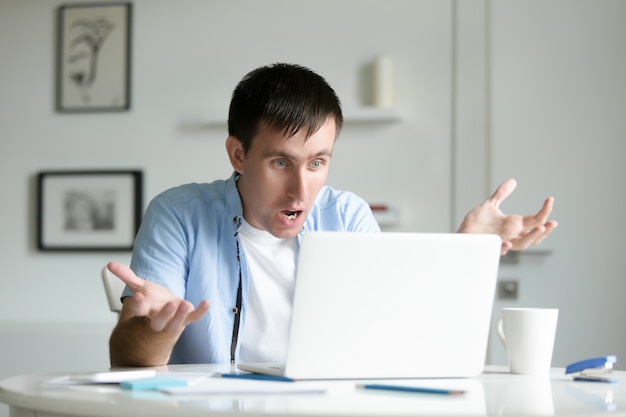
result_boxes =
[496,308,559,375]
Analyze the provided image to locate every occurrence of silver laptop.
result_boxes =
[238,232,501,380]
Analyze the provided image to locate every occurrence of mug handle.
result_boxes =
[496,317,507,350]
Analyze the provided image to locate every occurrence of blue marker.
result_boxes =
[219,373,294,382]
[357,383,465,395]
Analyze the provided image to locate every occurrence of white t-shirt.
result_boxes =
[237,219,297,363]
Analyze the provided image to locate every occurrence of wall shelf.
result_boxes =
[343,107,401,123]
[204,107,400,127]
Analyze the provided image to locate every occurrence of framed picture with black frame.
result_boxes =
[56,2,132,112]
[37,170,143,251]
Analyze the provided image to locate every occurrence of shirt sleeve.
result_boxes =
[128,192,189,299]
[307,187,381,233]
[341,192,381,233]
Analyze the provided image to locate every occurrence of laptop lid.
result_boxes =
[239,232,501,380]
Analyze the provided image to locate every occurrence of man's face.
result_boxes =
[228,118,335,239]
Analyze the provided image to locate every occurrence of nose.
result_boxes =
[287,169,308,203]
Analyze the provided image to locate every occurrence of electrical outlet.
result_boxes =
[497,280,519,300]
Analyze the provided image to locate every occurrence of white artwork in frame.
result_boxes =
[56,2,132,112]
[38,171,142,251]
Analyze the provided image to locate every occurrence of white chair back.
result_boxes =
[101,266,125,313]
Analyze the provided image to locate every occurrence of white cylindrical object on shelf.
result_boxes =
[373,56,394,108]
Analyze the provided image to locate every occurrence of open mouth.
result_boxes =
[282,210,301,221]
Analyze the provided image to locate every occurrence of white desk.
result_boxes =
[0,365,623,417]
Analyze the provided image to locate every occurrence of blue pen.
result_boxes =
[357,383,465,396]
[219,373,294,382]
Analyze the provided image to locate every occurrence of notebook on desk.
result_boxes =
[237,232,502,380]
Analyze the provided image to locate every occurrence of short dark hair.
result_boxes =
[228,63,343,153]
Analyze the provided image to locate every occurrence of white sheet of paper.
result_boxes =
[42,369,158,385]
[161,377,325,395]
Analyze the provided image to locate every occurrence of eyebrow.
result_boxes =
[262,150,333,160]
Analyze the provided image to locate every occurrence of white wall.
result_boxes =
[487,0,626,368]
[455,0,626,368]
[0,0,456,396]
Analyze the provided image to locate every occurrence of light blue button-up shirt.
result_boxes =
[127,173,380,364]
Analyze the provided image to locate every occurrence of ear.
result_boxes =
[225,136,245,174]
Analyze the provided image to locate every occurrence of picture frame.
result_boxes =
[37,170,143,251]
[56,2,132,112]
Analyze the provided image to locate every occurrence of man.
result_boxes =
[108,63,557,367]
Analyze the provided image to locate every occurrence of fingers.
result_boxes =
[489,178,517,207]
[530,220,558,246]
[125,291,151,317]
[107,261,144,291]
[188,300,211,322]
[522,197,555,228]
[506,221,557,251]
[151,301,187,332]
[150,300,210,333]
[500,241,513,256]
[516,225,546,250]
